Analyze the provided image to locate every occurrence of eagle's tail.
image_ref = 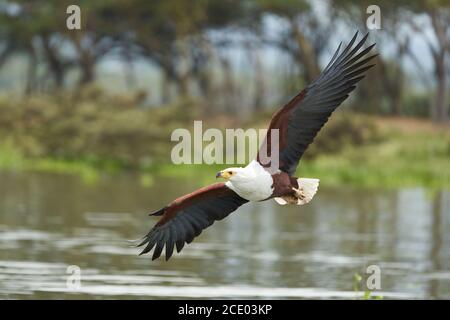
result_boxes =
[296,178,319,205]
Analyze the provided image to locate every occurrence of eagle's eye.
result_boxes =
[228,171,233,175]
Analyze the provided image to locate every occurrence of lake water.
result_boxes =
[0,171,449,299]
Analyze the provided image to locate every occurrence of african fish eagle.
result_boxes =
[138,32,377,260]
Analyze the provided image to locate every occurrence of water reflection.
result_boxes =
[0,171,449,299]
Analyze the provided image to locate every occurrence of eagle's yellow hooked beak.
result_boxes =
[216,170,233,180]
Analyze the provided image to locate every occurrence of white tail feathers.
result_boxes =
[274,178,319,206]
[274,197,288,205]
[296,178,319,205]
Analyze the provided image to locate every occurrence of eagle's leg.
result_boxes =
[292,187,306,201]
[273,178,319,205]
[284,195,299,204]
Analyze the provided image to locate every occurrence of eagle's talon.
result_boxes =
[293,187,306,200]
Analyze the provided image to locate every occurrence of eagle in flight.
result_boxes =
[138,32,377,260]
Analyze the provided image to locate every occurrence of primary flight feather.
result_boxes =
[138,32,377,260]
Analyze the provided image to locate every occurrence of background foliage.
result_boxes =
[0,0,449,187]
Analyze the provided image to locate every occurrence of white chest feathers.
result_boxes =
[225,160,273,201]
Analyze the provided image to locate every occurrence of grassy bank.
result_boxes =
[1,116,449,189]
[0,90,449,189]
[138,120,450,190]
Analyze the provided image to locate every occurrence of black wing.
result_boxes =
[138,183,248,260]
[258,32,377,175]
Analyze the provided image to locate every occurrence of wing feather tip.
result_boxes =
[136,234,151,247]
[139,245,152,256]
[149,207,166,216]
[165,251,173,261]
[152,245,163,260]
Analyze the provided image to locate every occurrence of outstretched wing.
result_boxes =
[257,32,377,175]
[138,183,248,260]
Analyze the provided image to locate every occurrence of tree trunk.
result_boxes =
[123,49,136,89]
[25,46,37,95]
[252,50,265,112]
[79,59,95,85]
[176,73,190,98]
[289,18,320,84]
[219,56,235,113]
[0,44,13,68]
[429,9,449,122]
[160,72,171,104]
[159,57,178,104]
[434,53,447,122]
[191,38,213,99]
[76,45,95,86]
[41,36,65,88]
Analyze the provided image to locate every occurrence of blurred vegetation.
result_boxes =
[353,273,383,300]
[0,87,381,169]
[0,0,449,120]
[300,118,450,189]
[0,1,449,188]
[0,88,210,169]
[0,88,449,189]
[301,113,383,159]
